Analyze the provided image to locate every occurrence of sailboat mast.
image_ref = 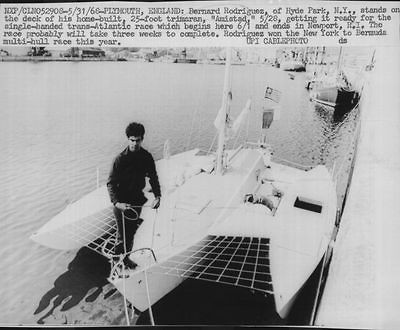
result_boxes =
[337,46,343,72]
[313,46,318,76]
[215,48,232,175]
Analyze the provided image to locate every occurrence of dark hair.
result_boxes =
[125,122,145,138]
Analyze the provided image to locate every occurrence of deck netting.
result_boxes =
[62,206,120,256]
[150,235,273,295]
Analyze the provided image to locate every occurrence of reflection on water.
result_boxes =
[0,61,362,325]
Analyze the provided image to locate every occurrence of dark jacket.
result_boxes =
[107,147,161,205]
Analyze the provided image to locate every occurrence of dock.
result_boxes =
[315,47,400,329]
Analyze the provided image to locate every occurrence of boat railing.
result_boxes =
[196,148,216,156]
[131,247,158,263]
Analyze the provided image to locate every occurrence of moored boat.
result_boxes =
[309,48,361,116]
[281,60,306,72]
[310,84,360,116]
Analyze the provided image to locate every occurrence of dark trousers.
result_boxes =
[113,205,143,256]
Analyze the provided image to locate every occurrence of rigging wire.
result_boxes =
[121,211,131,326]
[144,209,159,325]
[247,53,256,143]
[184,60,207,152]
[144,265,155,326]
[245,103,251,143]
[233,50,255,149]
[233,118,246,150]
[207,132,218,155]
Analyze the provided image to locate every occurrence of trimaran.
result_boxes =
[31,48,338,323]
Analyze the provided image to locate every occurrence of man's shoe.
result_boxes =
[123,257,138,270]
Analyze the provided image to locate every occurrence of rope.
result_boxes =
[119,207,141,326]
[247,57,256,144]
[112,206,160,325]
[233,119,245,150]
[144,265,155,326]
[100,236,118,259]
[150,209,158,252]
[245,108,251,143]
[185,62,206,152]
[185,106,197,152]
[121,211,131,326]
[207,132,218,155]
[144,209,158,326]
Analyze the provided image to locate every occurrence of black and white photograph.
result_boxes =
[1,3,400,327]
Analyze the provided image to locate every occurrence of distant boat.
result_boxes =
[365,49,376,72]
[174,58,197,64]
[155,55,175,63]
[309,48,360,116]
[174,48,197,64]
[281,60,305,72]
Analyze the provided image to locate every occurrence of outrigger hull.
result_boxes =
[112,262,186,312]
[29,149,209,251]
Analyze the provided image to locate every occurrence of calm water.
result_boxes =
[0,60,360,325]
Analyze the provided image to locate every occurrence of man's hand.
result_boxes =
[151,197,161,209]
[115,202,131,211]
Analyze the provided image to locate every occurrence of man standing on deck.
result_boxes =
[107,122,161,269]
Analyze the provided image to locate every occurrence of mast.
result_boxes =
[313,46,318,77]
[337,46,345,86]
[215,47,232,175]
[337,46,343,72]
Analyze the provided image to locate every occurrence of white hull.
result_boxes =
[30,148,213,250]
[113,265,186,312]
[108,147,337,319]
[30,185,113,250]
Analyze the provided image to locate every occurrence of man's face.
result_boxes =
[128,136,143,152]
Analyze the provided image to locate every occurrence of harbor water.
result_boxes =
[0,60,362,325]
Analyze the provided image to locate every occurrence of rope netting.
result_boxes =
[147,235,274,296]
